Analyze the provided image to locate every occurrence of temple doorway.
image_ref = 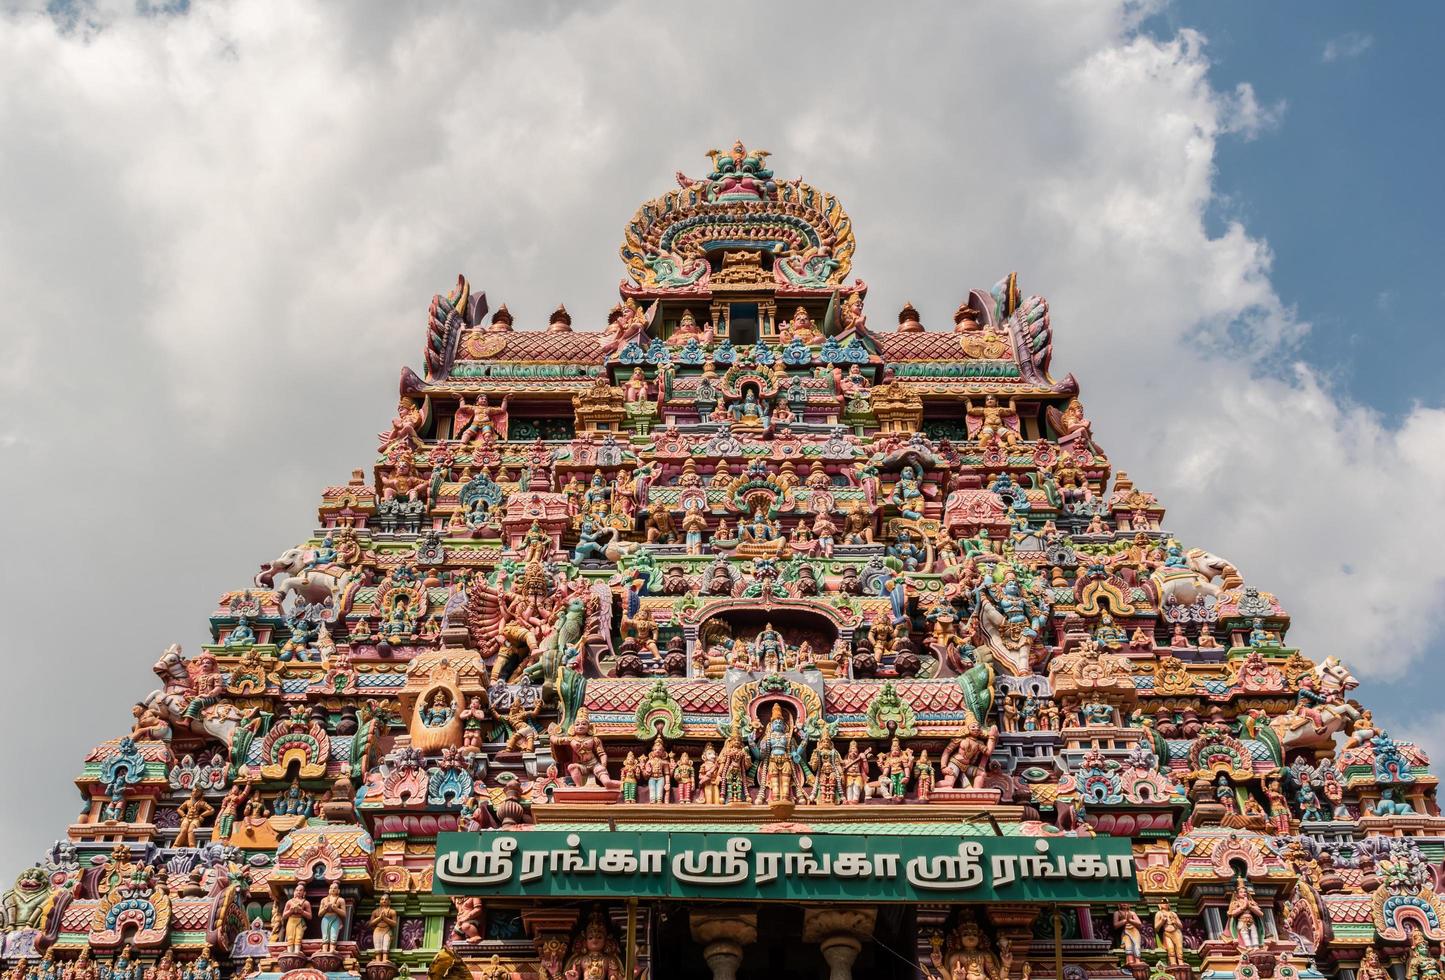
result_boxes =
[652,904,917,979]
[728,302,760,346]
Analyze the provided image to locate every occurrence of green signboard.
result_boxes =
[434,831,1139,904]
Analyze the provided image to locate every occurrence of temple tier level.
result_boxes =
[2,142,1437,980]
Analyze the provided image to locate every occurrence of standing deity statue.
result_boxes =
[1227,878,1263,949]
[368,894,397,962]
[717,724,752,804]
[696,743,722,805]
[317,882,346,953]
[173,786,215,848]
[808,725,845,805]
[1114,905,1144,964]
[276,884,312,954]
[876,737,915,800]
[842,740,873,804]
[746,704,810,805]
[1153,899,1186,966]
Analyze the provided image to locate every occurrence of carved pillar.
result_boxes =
[819,934,862,980]
[522,908,579,980]
[985,904,1042,980]
[802,907,878,980]
[915,905,951,975]
[690,910,757,980]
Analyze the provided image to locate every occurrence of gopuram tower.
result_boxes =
[3,143,1441,980]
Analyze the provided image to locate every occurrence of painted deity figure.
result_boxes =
[808,725,845,805]
[548,710,611,787]
[877,737,915,800]
[572,515,611,563]
[890,465,925,520]
[215,780,252,840]
[1227,877,1263,949]
[696,743,722,805]
[317,882,346,953]
[754,623,784,665]
[938,718,998,789]
[378,397,424,450]
[183,654,226,720]
[740,505,780,543]
[717,725,752,804]
[1153,899,1186,966]
[730,387,769,426]
[623,367,650,403]
[1249,616,1280,648]
[366,896,397,962]
[583,469,612,515]
[888,529,925,570]
[500,697,541,753]
[940,917,1009,980]
[966,395,1021,448]
[277,884,312,954]
[1404,929,1440,980]
[842,502,874,544]
[673,753,695,803]
[420,691,455,728]
[812,511,837,557]
[173,786,214,848]
[747,704,808,804]
[1114,905,1143,963]
[683,510,708,555]
[786,306,823,344]
[226,615,257,646]
[458,696,488,752]
[915,750,935,802]
[129,703,172,742]
[1344,708,1378,750]
[1357,949,1389,980]
[643,738,672,803]
[842,740,873,804]
[619,752,640,803]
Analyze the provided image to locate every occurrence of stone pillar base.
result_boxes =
[820,933,863,980]
[704,940,744,980]
[691,910,758,980]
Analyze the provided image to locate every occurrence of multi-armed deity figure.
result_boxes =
[746,704,810,805]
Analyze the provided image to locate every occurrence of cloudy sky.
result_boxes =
[1,0,1442,875]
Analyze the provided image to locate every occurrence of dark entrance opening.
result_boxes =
[652,903,917,979]
[729,303,760,347]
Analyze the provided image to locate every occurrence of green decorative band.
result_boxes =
[434,830,1138,904]
[892,362,1021,378]
[450,362,601,379]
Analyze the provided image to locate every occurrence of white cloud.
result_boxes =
[0,1,1440,875]
[1322,31,1374,63]
[1220,82,1287,141]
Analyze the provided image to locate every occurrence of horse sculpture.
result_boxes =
[256,546,354,608]
[141,645,246,747]
[1149,549,1243,607]
[1269,656,1361,754]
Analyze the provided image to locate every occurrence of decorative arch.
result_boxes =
[1373,888,1445,942]
[729,677,825,730]
[1076,578,1138,617]
[260,715,330,780]
[1209,834,1269,880]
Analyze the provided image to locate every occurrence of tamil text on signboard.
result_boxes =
[434,831,1140,904]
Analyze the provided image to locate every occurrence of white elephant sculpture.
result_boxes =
[256,546,352,607]
[1149,549,1243,607]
